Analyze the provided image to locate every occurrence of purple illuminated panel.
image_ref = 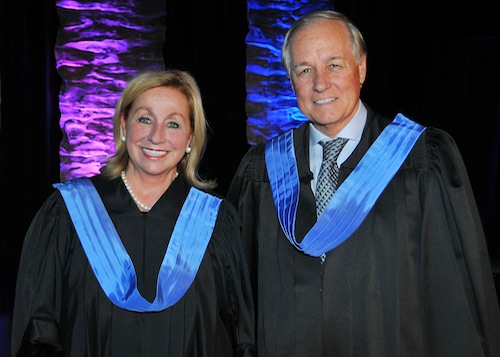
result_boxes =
[245,0,334,144]
[55,0,166,181]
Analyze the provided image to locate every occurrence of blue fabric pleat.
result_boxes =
[54,179,221,312]
[265,113,426,257]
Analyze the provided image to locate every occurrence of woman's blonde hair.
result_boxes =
[101,69,216,190]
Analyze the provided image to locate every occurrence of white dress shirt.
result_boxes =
[309,101,367,194]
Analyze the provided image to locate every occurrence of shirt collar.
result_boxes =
[309,100,367,146]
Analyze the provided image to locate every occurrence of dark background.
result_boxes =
[1,0,500,353]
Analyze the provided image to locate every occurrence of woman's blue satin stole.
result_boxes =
[265,113,426,257]
[54,178,222,312]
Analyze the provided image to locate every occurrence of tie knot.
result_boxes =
[320,137,348,163]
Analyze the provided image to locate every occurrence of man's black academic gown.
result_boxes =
[227,106,500,357]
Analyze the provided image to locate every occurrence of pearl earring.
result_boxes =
[186,147,192,154]
[121,135,126,142]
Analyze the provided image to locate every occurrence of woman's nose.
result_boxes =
[147,124,166,144]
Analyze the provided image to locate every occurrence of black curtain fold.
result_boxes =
[335,0,500,255]
[0,0,61,314]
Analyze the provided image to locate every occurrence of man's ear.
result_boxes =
[290,78,296,94]
[358,55,367,85]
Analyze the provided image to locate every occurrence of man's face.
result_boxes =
[290,19,366,137]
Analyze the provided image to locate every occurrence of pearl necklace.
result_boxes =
[120,171,152,212]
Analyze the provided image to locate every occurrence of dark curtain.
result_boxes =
[335,0,500,257]
[0,0,62,313]
[163,1,250,192]
[1,0,499,354]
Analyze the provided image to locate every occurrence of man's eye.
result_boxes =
[296,68,311,77]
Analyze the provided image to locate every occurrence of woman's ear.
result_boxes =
[120,115,127,138]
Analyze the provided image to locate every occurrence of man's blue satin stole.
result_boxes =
[265,113,426,257]
[54,178,222,312]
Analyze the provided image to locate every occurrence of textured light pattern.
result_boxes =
[245,0,335,144]
[55,0,166,181]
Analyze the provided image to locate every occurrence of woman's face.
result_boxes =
[121,86,193,178]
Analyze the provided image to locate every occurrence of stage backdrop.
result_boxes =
[1,3,499,356]
[56,0,334,181]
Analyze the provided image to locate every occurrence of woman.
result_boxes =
[11,69,256,356]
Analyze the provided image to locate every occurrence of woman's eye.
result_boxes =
[167,121,180,129]
[137,116,151,124]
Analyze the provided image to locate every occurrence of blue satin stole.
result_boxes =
[54,178,222,312]
[265,113,426,257]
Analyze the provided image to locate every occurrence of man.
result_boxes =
[227,10,500,356]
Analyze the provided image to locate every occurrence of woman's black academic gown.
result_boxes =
[11,175,256,357]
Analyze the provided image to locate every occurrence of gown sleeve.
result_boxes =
[420,127,500,355]
[212,200,257,356]
[11,191,70,356]
[225,143,267,291]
